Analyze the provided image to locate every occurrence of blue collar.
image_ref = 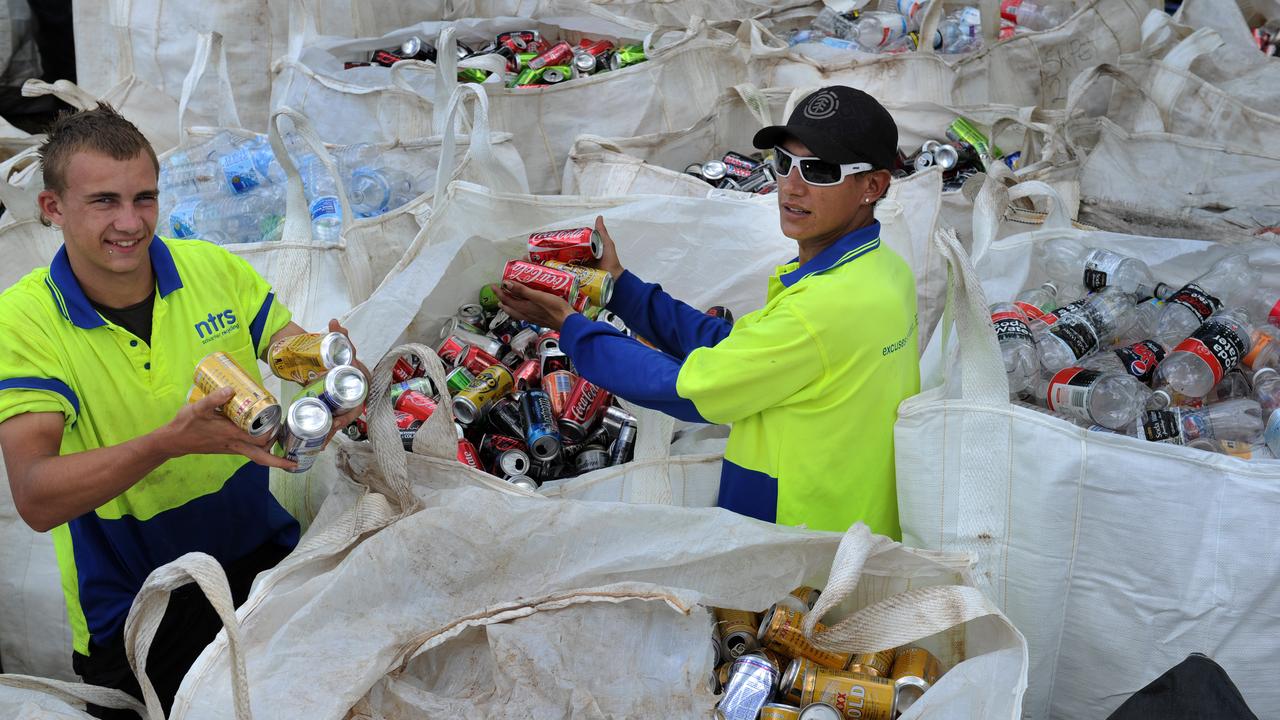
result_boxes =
[779,221,882,288]
[45,236,184,329]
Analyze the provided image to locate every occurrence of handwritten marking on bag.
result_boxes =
[1041,38,1100,105]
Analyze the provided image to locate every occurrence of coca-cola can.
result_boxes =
[527,227,603,264]
[503,260,580,304]
[395,391,437,422]
[560,376,612,443]
[537,330,561,355]
[437,335,469,366]
[457,345,506,376]
[528,40,573,70]
[391,355,423,383]
[457,438,483,469]
[513,358,542,390]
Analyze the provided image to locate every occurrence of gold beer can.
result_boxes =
[713,608,761,660]
[848,649,896,678]
[778,658,815,705]
[267,331,354,384]
[193,352,281,437]
[791,585,822,609]
[891,647,941,685]
[541,260,614,306]
[186,384,206,404]
[800,666,897,720]
[760,703,802,720]
[757,605,851,670]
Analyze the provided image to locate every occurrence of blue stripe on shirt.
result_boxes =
[249,291,275,353]
[559,313,709,423]
[605,270,732,360]
[717,459,778,523]
[0,377,80,416]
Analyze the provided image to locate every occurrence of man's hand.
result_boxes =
[590,215,625,280]
[159,387,297,470]
[498,281,576,332]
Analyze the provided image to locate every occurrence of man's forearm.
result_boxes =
[605,271,732,359]
[16,431,175,532]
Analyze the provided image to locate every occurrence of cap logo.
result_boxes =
[802,90,839,120]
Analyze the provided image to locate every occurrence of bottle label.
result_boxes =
[991,311,1033,343]
[1046,367,1102,422]
[219,148,262,194]
[1140,409,1183,444]
[1243,329,1276,370]
[1014,301,1046,322]
[1166,283,1222,324]
[1172,319,1248,386]
[1000,0,1024,22]
[310,196,341,222]
[168,198,200,238]
[1112,340,1166,384]
[1049,317,1099,360]
[1083,249,1125,291]
[1038,297,1089,328]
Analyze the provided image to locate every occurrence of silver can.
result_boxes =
[701,160,728,182]
[574,446,610,474]
[797,703,841,720]
[497,448,531,478]
[602,406,638,439]
[572,51,598,74]
[507,475,538,492]
[608,421,636,466]
[298,364,367,415]
[278,397,333,474]
[715,653,779,720]
[510,327,540,359]
[439,317,487,342]
[458,303,486,327]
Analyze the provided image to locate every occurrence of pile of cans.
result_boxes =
[686,151,778,194]
[345,227,641,488]
[893,116,1016,191]
[190,332,368,472]
[713,588,944,719]
[351,30,648,88]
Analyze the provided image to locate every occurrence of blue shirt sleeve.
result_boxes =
[605,270,733,361]
[559,313,709,424]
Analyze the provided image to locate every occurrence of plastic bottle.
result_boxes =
[990,302,1039,394]
[1251,367,1280,456]
[166,130,245,168]
[1082,337,1170,386]
[1242,325,1280,373]
[1039,237,1165,300]
[307,165,343,244]
[191,190,283,245]
[1114,297,1165,347]
[1244,287,1280,329]
[348,167,417,218]
[812,7,858,39]
[1037,288,1138,371]
[1155,254,1260,345]
[851,12,911,50]
[896,0,926,29]
[1035,367,1151,429]
[1014,281,1059,322]
[1152,307,1254,402]
[1000,0,1070,31]
[1134,398,1263,446]
[163,160,231,197]
[933,9,983,53]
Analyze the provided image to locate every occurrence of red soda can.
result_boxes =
[372,50,405,67]
[392,355,424,383]
[540,347,570,376]
[513,358,542,390]
[542,370,578,417]
[479,433,528,468]
[457,438,483,469]
[527,227,604,264]
[503,260,580,304]
[391,377,435,404]
[578,38,615,57]
[437,335,469,366]
[528,40,574,70]
[394,410,416,430]
[573,293,590,312]
[396,391,437,422]
[559,376,612,443]
[537,330,561,355]
[458,345,506,376]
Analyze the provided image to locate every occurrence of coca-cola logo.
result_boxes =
[530,228,589,245]
[508,261,573,290]
[568,383,600,419]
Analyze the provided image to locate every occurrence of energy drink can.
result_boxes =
[757,605,851,670]
[453,364,514,425]
[488,394,525,437]
[560,376,611,443]
[267,332,354,384]
[541,369,577,417]
[798,665,897,720]
[715,653,779,720]
[400,421,421,450]
[510,66,545,87]
[277,397,333,473]
[503,260,580,304]
[848,649,897,678]
[445,366,476,395]
[527,227,604,264]
[946,116,1003,161]
[457,345,506,376]
[609,44,647,70]
[457,438,483,469]
[193,352,281,437]
[298,364,368,415]
[714,608,761,660]
[760,704,802,720]
[540,260,614,306]
[607,419,636,466]
[513,358,542,390]
[520,389,561,461]
[574,445,610,474]
[437,335,469,366]
[395,391,437,423]
[391,377,436,404]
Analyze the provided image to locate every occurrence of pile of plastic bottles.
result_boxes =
[787,0,1073,55]
[992,243,1280,459]
[159,131,420,246]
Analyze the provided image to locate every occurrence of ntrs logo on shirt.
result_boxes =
[195,309,238,343]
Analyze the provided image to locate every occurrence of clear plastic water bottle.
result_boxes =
[990,302,1039,394]
[1082,338,1170,385]
[166,130,245,168]
[812,7,858,39]
[934,9,983,53]
[191,191,280,245]
[348,167,417,218]
[307,165,343,244]
[1014,281,1059,323]
[1251,367,1280,455]
[851,11,911,50]
[1153,307,1254,401]
[1241,325,1280,373]
[1114,297,1165,347]
[1244,286,1280,329]
[1035,367,1151,429]
[1040,237,1165,299]
[163,160,230,197]
[1135,398,1263,445]
[1155,254,1260,345]
[1037,288,1138,371]
[896,0,926,29]
[1001,0,1070,31]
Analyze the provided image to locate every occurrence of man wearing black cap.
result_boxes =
[499,86,919,536]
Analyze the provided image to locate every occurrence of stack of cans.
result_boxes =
[712,588,945,719]
[893,116,1013,191]
[686,151,778,194]
[345,226,640,489]
[348,29,648,88]
[191,332,369,474]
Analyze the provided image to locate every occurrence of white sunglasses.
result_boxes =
[771,146,873,186]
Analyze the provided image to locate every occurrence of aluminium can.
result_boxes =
[519,389,561,461]
[193,351,281,437]
[298,364,367,414]
[503,260,580,304]
[453,364,514,425]
[267,331,354,384]
[541,260,615,306]
[527,227,604,264]
[758,605,851,670]
[715,653,779,720]
[714,608,761,660]
[559,376,612,443]
[277,397,332,474]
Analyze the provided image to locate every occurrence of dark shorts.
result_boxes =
[72,542,292,720]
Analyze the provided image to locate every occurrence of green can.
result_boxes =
[510,66,544,87]
[458,67,489,84]
[608,45,647,71]
[946,116,1004,161]
[517,51,538,71]
[446,366,476,395]
[479,284,501,313]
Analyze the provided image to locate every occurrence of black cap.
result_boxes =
[752,86,898,171]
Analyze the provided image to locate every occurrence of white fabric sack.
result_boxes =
[898,179,1280,719]
[156,345,1028,718]
[1154,0,1280,116]
[0,675,146,720]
